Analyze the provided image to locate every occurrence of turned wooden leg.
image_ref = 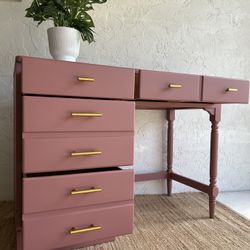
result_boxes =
[209,114,220,218]
[166,110,175,196]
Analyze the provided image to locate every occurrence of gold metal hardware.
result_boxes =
[78,77,95,82]
[70,225,102,235]
[70,188,102,195]
[70,151,102,157]
[71,112,103,117]
[227,88,238,92]
[169,84,182,88]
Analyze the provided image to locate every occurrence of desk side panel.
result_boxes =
[14,57,23,234]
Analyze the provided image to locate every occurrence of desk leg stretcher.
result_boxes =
[135,105,221,219]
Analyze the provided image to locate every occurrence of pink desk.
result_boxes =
[14,56,249,250]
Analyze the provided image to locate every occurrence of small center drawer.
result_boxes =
[20,56,135,99]
[23,168,134,214]
[23,202,133,250]
[23,134,134,173]
[23,96,135,132]
[138,70,202,101]
[202,76,249,103]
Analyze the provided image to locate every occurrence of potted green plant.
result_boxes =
[25,0,107,62]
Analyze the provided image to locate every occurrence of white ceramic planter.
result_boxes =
[47,27,81,62]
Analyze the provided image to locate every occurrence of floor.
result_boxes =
[218,191,250,219]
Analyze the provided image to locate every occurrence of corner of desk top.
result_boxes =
[15,56,23,63]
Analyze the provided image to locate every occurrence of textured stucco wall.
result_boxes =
[1,0,250,200]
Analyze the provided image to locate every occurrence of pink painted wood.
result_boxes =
[23,131,133,139]
[166,110,175,196]
[202,76,249,103]
[135,171,167,182]
[138,70,202,101]
[20,56,135,99]
[23,169,134,214]
[23,134,134,173]
[54,237,115,250]
[23,203,134,250]
[23,96,135,132]
[14,60,23,240]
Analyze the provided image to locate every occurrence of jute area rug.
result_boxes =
[81,193,250,250]
[1,193,249,250]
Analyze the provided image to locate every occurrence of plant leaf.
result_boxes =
[25,0,107,42]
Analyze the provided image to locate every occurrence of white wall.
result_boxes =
[1,0,250,200]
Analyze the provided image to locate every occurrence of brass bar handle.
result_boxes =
[71,112,103,117]
[70,151,102,157]
[70,225,102,235]
[70,188,102,195]
[227,88,238,92]
[78,77,95,82]
[169,84,182,88]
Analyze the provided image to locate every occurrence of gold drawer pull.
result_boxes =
[70,151,102,157]
[71,112,103,117]
[227,88,238,92]
[169,84,182,88]
[70,188,102,195]
[70,225,102,235]
[78,77,95,82]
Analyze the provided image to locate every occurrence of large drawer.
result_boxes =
[23,168,134,214]
[138,70,202,101]
[23,96,135,132]
[20,56,135,99]
[23,134,134,173]
[23,203,133,250]
[202,76,249,103]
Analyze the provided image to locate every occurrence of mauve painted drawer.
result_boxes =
[139,70,202,101]
[23,168,134,214]
[20,56,135,99]
[23,134,134,173]
[23,96,135,132]
[202,76,249,103]
[23,203,133,250]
